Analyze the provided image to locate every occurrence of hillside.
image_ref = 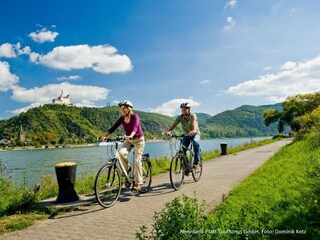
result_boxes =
[0,104,175,145]
[203,104,282,138]
[0,103,281,146]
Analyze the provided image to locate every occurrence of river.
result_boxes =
[0,137,269,186]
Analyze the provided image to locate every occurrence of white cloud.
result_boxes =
[225,56,320,103]
[30,44,133,74]
[29,27,59,43]
[263,66,273,71]
[223,16,236,32]
[11,82,110,104]
[151,98,201,116]
[0,42,32,58]
[9,82,110,114]
[280,61,297,70]
[57,75,81,81]
[29,52,40,62]
[200,79,212,85]
[17,46,31,56]
[0,43,17,58]
[9,103,41,115]
[0,61,19,91]
[224,0,237,11]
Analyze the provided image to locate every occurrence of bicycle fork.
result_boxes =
[106,160,119,188]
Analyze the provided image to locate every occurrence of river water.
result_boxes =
[0,137,269,186]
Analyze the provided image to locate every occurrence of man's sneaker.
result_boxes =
[193,163,200,169]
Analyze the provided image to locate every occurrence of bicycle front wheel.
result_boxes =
[139,159,152,193]
[170,154,185,190]
[192,158,203,182]
[94,164,121,208]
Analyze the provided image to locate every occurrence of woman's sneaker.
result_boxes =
[132,184,141,191]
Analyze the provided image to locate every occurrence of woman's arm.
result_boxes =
[105,117,122,136]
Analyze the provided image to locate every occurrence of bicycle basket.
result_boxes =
[169,139,180,158]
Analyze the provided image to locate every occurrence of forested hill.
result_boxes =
[0,105,175,145]
[203,104,282,138]
[0,103,281,146]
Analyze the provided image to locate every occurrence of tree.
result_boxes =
[263,108,285,132]
[297,106,320,133]
[263,92,320,133]
[58,137,65,144]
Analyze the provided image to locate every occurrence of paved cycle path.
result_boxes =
[1,139,291,240]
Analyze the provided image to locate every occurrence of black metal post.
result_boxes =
[55,162,79,203]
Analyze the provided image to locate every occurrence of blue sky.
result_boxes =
[1,0,320,119]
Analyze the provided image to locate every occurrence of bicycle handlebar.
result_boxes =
[106,136,125,142]
[169,134,187,138]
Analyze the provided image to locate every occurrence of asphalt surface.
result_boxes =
[0,139,291,240]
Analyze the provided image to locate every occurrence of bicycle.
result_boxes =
[169,134,203,190]
[94,137,152,208]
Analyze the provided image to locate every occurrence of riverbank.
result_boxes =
[0,137,277,189]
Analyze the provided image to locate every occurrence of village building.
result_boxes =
[0,139,10,145]
[52,90,72,105]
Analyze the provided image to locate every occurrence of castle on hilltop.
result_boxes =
[52,90,72,105]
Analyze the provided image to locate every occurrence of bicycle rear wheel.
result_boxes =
[94,163,121,208]
[139,158,152,193]
[170,154,185,190]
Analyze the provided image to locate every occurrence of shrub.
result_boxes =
[136,194,206,240]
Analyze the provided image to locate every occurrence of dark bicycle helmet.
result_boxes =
[180,102,191,108]
[118,100,133,108]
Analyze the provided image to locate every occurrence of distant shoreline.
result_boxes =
[0,138,168,151]
[0,136,274,152]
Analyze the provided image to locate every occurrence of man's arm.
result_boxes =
[166,119,180,136]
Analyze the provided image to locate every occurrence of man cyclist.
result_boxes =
[165,102,201,169]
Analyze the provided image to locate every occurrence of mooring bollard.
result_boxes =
[220,142,228,155]
[55,162,79,203]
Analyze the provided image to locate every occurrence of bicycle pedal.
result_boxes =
[125,180,131,189]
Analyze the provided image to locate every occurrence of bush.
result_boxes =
[0,177,38,216]
[136,194,206,240]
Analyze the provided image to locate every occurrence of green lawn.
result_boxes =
[137,134,319,239]
[204,134,319,239]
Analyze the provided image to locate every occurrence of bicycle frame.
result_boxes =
[106,138,135,187]
[95,137,152,208]
[173,135,195,171]
[169,134,202,190]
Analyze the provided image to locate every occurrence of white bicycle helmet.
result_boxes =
[180,102,191,108]
[118,100,133,108]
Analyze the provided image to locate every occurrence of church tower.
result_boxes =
[18,125,25,142]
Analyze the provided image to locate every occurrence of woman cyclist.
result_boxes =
[102,100,145,191]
